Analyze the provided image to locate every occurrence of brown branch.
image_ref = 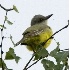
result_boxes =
[27,59,40,69]
[26,55,48,70]
[23,54,34,70]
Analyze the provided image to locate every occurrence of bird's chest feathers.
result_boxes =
[24,27,52,45]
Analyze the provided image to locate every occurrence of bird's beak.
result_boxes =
[45,14,53,20]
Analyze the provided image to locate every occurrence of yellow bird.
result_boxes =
[16,14,53,52]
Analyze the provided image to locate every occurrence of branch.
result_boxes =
[27,58,41,69]
[0,4,13,12]
[0,5,8,70]
[27,55,48,70]
[10,35,15,46]
[23,54,34,70]
[52,20,69,36]
[27,59,41,69]
[41,20,69,46]
[0,36,4,70]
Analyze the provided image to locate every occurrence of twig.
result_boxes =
[0,36,4,70]
[10,35,15,46]
[0,16,8,70]
[23,54,35,70]
[0,5,14,69]
[59,49,69,51]
[0,4,17,70]
[0,6,9,70]
[0,4,13,12]
[23,20,69,70]
[27,59,40,69]
[27,55,48,69]
[52,20,69,37]
[41,20,69,46]
[0,4,14,69]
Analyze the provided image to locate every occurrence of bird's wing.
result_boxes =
[22,24,48,37]
[15,24,52,46]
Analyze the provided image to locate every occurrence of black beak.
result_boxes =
[45,14,53,19]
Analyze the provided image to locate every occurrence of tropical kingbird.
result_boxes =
[16,14,53,51]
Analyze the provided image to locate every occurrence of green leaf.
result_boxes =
[50,47,69,64]
[0,59,8,69]
[5,48,21,63]
[13,5,19,13]
[49,46,69,70]
[50,46,60,57]
[5,16,7,21]
[65,65,69,70]
[7,20,13,25]
[53,64,64,70]
[5,52,14,59]
[14,56,20,63]
[41,59,55,70]
[41,59,64,70]
[10,35,15,46]
[0,25,6,29]
[56,51,69,63]
[56,42,60,46]
[34,47,48,60]
[38,48,48,57]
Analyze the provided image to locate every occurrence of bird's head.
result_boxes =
[31,14,53,26]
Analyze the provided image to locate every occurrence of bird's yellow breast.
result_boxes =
[39,28,53,48]
[25,25,53,51]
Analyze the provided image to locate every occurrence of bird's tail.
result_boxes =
[15,38,28,46]
[15,40,22,46]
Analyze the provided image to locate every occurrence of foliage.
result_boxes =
[13,5,19,13]
[0,25,6,29]
[41,46,69,70]
[33,42,69,70]
[0,59,12,70]
[34,47,49,60]
[5,48,20,63]
[0,4,20,70]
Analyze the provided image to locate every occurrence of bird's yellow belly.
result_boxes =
[39,30,52,48]
[26,29,53,51]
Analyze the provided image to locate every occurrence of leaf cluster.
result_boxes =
[40,44,69,70]
[0,5,20,70]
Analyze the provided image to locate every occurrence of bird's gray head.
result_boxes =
[31,14,53,26]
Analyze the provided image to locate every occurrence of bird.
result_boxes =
[15,14,53,52]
